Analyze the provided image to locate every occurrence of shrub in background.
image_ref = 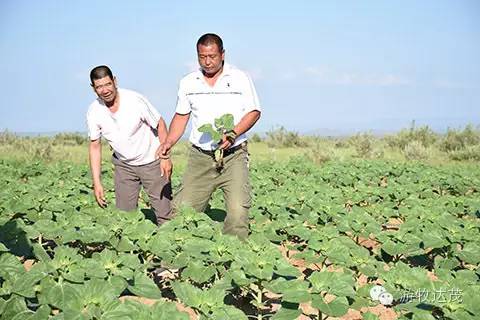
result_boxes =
[250,133,263,143]
[385,121,437,149]
[440,125,480,152]
[265,126,308,148]
[304,140,334,164]
[448,145,480,161]
[334,138,349,148]
[403,140,429,161]
[0,130,18,145]
[53,133,87,146]
[349,132,375,158]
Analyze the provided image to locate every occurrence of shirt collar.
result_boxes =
[195,62,232,80]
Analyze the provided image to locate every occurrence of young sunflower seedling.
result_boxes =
[198,113,235,171]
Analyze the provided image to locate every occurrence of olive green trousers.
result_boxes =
[173,144,251,239]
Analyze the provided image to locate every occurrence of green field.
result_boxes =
[0,129,479,319]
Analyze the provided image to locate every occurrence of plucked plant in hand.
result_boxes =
[198,113,235,170]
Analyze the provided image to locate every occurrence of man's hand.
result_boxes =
[160,159,173,180]
[158,141,173,157]
[156,144,173,180]
[219,130,237,150]
[93,183,107,208]
[219,135,233,150]
[89,139,105,207]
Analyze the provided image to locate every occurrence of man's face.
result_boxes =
[92,76,117,104]
[197,43,225,76]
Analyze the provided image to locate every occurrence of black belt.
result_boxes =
[192,142,247,158]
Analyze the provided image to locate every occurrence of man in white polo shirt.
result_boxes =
[87,65,172,225]
[161,34,261,239]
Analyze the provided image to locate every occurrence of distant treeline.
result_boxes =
[255,123,480,162]
[1,123,479,162]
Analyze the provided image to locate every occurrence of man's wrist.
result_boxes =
[225,130,237,144]
[158,150,171,159]
[165,137,176,146]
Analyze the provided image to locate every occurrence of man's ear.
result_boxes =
[113,77,118,88]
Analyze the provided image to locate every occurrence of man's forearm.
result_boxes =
[234,110,261,136]
[157,118,169,144]
[89,142,102,186]
[166,113,190,146]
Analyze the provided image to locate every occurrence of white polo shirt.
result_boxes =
[86,88,162,166]
[175,63,261,150]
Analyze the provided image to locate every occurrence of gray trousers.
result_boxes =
[173,144,251,239]
[112,155,172,225]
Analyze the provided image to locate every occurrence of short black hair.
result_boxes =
[196,33,224,52]
[90,65,114,85]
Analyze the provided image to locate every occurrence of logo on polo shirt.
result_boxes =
[186,91,242,96]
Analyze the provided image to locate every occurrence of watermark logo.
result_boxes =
[398,288,463,304]
[369,285,463,306]
[370,285,393,306]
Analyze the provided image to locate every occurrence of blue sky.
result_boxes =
[1,0,479,134]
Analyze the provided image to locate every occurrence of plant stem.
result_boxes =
[255,285,264,320]
[145,253,154,264]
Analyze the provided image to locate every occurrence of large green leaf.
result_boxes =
[311,295,349,317]
[80,258,109,279]
[171,281,202,308]
[63,264,85,283]
[1,295,28,320]
[215,113,234,131]
[274,260,302,278]
[128,273,162,299]
[0,252,24,281]
[182,260,216,284]
[0,242,8,252]
[80,279,118,307]
[12,269,47,298]
[456,242,480,264]
[198,124,221,142]
[32,243,52,262]
[271,305,302,320]
[282,288,312,303]
[462,286,480,315]
[23,305,52,320]
[209,305,248,320]
[381,239,405,256]
[150,300,191,320]
[308,271,355,297]
[201,285,227,309]
[108,276,128,296]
